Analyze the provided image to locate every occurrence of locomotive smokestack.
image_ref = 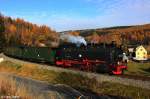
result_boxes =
[60,34,87,46]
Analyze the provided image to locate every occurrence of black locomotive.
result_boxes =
[55,42,127,74]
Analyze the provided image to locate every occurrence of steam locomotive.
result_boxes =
[4,42,127,75]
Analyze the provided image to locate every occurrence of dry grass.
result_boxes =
[0,76,45,99]
[0,75,62,99]
[0,61,58,83]
[125,61,150,76]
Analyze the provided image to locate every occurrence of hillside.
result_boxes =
[1,13,150,48]
[0,13,59,47]
[64,24,150,46]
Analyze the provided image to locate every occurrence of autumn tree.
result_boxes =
[0,14,5,48]
[0,15,59,47]
[68,31,80,36]
[86,32,100,44]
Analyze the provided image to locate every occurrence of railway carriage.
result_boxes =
[4,46,56,64]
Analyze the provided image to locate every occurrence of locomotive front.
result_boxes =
[109,47,128,74]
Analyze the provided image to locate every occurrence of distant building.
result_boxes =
[127,45,137,59]
[128,48,134,53]
[38,43,46,47]
[133,45,148,61]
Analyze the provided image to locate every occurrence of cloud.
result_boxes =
[47,0,150,31]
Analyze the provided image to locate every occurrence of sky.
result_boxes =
[0,0,150,32]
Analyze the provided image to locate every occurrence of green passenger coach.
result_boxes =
[4,46,56,64]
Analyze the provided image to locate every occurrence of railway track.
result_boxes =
[0,53,150,90]
[60,67,150,81]
[116,74,150,81]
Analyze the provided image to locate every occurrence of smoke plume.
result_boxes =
[60,34,87,46]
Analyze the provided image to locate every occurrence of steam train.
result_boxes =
[4,42,127,75]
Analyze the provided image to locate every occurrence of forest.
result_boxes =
[66,25,150,46]
[0,13,150,50]
[0,13,59,48]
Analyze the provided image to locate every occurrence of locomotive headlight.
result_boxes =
[78,54,82,58]
[117,61,121,65]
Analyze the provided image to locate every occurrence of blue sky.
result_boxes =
[0,0,150,31]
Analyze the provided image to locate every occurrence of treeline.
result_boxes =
[0,13,59,47]
[70,24,150,46]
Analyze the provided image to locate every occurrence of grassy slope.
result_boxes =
[125,61,150,76]
[0,61,150,99]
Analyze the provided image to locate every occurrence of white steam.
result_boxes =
[60,34,87,46]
